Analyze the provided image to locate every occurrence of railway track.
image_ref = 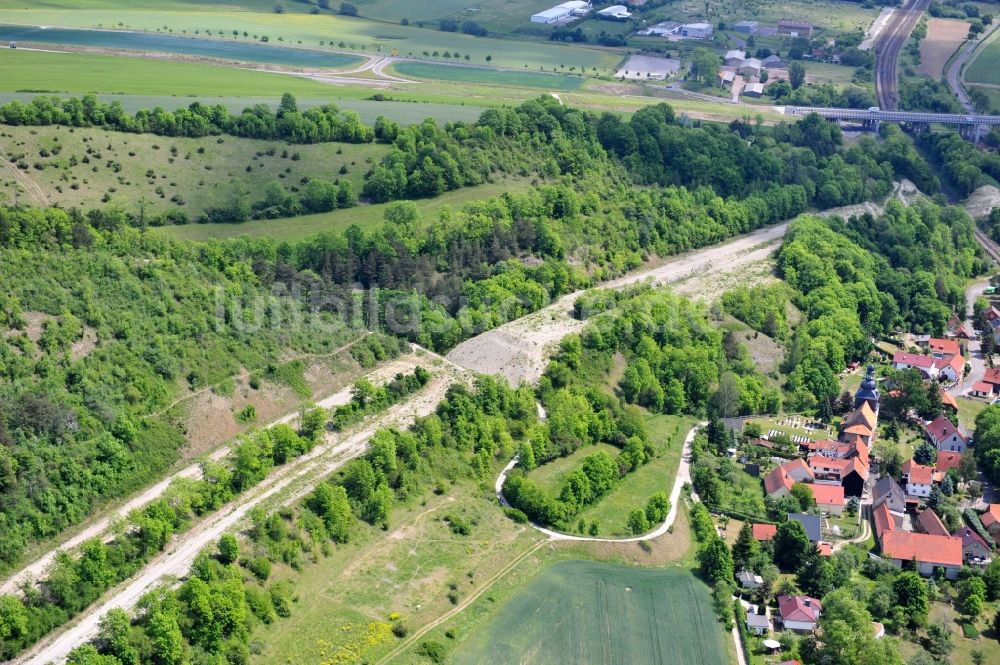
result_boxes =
[875,0,930,110]
[975,227,1000,263]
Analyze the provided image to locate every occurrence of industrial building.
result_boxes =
[597,5,631,20]
[734,20,758,34]
[531,1,591,24]
[679,22,713,39]
[777,19,814,37]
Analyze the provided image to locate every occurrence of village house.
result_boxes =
[901,459,934,498]
[932,354,964,382]
[777,595,822,632]
[879,531,964,579]
[737,569,763,589]
[788,513,822,542]
[970,381,992,399]
[915,508,949,537]
[936,451,962,475]
[892,352,938,379]
[763,458,814,498]
[724,49,746,65]
[717,69,736,87]
[752,523,777,541]
[873,501,903,540]
[954,527,991,566]
[738,57,762,78]
[926,415,968,453]
[873,476,906,513]
[983,367,1000,394]
[809,483,845,516]
[980,504,1000,540]
[761,54,786,69]
[746,605,772,635]
[806,455,867,497]
[947,314,972,339]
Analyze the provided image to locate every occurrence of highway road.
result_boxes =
[946,20,1000,113]
[875,0,931,110]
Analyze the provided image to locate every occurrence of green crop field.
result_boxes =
[0,49,350,98]
[0,8,624,71]
[392,62,586,89]
[966,31,1000,85]
[660,0,876,35]
[0,124,385,217]
[158,177,534,242]
[452,560,729,665]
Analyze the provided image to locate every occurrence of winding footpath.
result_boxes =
[495,423,703,543]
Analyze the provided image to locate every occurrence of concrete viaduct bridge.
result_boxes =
[782,106,1000,141]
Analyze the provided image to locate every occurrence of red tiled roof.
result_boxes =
[817,542,832,557]
[926,415,966,446]
[941,391,958,412]
[903,459,934,485]
[752,523,777,541]
[982,504,1000,528]
[984,367,1000,385]
[917,509,949,537]
[954,527,989,552]
[880,531,963,567]
[893,352,935,369]
[933,354,964,376]
[764,465,793,495]
[972,381,993,393]
[873,502,898,538]
[810,484,845,506]
[928,338,961,356]
[778,595,822,623]
[809,455,851,472]
[936,451,962,473]
[785,457,813,478]
[843,423,872,435]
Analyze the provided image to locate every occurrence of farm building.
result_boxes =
[743,82,764,96]
[680,23,713,39]
[597,5,631,20]
[738,58,762,77]
[762,54,787,69]
[717,70,736,86]
[777,19,814,37]
[531,1,591,24]
[724,49,746,65]
[734,20,758,34]
[880,531,963,579]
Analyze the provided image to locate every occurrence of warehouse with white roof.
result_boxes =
[531,1,591,24]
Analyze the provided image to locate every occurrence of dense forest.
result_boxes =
[777,201,983,412]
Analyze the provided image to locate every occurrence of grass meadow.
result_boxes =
[966,30,1000,86]
[158,177,534,242]
[450,560,729,665]
[0,123,385,216]
[392,62,587,89]
[525,414,696,537]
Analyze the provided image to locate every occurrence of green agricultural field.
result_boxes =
[157,177,534,242]
[0,124,385,216]
[392,62,586,89]
[0,49,348,98]
[0,8,624,71]
[451,560,729,665]
[966,32,1000,85]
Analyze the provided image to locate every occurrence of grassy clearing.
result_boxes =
[955,395,988,431]
[0,8,624,71]
[449,560,729,665]
[805,61,861,86]
[573,415,697,536]
[528,443,622,499]
[898,600,996,665]
[0,124,384,216]
[156,177,534,242]
[0,49,349,97]
[392,62,586,89]
[250,478,544,664]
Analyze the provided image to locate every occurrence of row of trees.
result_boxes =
[330,365,431,430]
[0,93,376,144]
